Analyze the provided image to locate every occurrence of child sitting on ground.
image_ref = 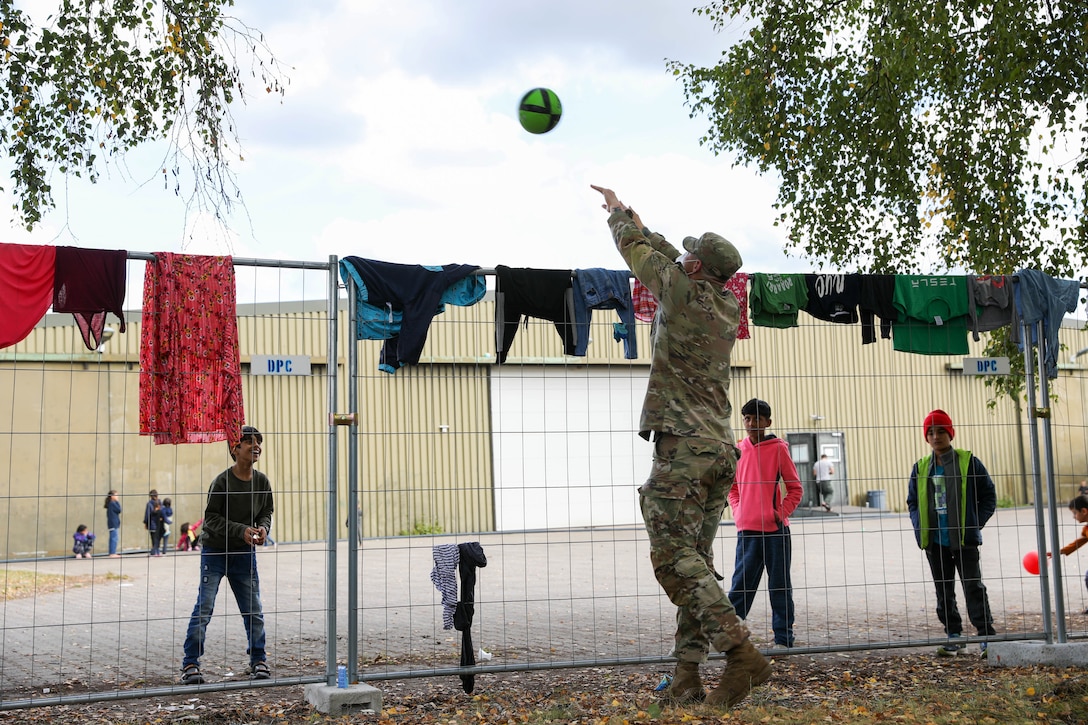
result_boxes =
[73,525,95,558]
[177,519,203,552]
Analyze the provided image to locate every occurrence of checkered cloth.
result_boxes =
[632,279,657,323]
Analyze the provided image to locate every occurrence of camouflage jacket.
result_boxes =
[608,210,740,444]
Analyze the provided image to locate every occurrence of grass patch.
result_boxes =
[0,568,129,601]
[397,520,445,536]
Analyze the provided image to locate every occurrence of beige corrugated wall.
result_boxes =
[3,288,1087,558]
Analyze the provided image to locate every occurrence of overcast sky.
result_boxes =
[7,1,814,303]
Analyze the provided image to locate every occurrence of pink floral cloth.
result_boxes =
[724,272,750,340]
[139,253,244,444]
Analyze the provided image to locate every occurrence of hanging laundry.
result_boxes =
[803,273,860,324]
[572,268,638,358]
[632,278,657,323]
[723,272,751,340]
[0,243,56,349]
[495,266,577,364]
[967,274,1014,342]
[455,542,487,694]
[749,273,808,328]
[1013,269,1081,379]
[339,258,483,374]
[139,253,244,444]
[54,246,128,350]
[430,544,460,631]
[891,275,969,355]
[858,274,897,344]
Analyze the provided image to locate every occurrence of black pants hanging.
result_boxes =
[455,542,487,692]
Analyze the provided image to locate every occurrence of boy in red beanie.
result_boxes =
[907,409,997,656]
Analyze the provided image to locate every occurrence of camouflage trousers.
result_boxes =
[639,434,749,663]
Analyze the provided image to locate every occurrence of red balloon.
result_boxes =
[1022,550,1040,575]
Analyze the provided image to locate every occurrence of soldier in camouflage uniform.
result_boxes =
[591,185,771,708]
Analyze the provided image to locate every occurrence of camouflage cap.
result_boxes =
[682,232,742,281]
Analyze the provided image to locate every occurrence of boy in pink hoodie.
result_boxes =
[728,399,803,647]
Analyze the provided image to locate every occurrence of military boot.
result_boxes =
[705,640,772,708]
[659,661,705,704]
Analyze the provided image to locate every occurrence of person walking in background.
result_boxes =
[907,409,998,657]
[813,453,835,512]
[180,425,273,685]
[143,489,165,556]
[728,398,803,648]
[161,497,174,553]
[591,184,770,709]
[1052,494,1088,614]
[72,524,95,558]
[104,490,122,557]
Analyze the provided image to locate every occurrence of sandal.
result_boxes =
[181,663,205,685]
[250,661,271,680]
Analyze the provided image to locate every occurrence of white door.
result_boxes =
[491,365,651,530]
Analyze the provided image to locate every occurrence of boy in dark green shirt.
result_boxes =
[181,425,274,684]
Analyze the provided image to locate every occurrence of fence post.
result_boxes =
[325,255,340,685]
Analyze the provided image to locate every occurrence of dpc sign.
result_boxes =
[250,355,311,376]
[963,357,1010,375]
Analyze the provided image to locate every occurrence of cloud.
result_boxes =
[10,0,807,301]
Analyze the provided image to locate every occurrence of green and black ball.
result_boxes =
[518,87,562,134]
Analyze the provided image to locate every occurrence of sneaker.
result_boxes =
[181,664,205,685]
[936,636,963,657]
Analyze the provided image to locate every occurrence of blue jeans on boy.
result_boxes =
[108,528,119,555]
[182,548,266,668]
[728,526,795,647]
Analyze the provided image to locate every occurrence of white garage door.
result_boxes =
[491,365,652,531]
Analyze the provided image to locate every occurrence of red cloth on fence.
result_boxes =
[54,246,128,350]
[139,253,244,444]
[724,272,750,340]
[0,243,56,348]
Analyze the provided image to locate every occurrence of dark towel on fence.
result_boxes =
[455,541,487,693]
[339,257,483,373]
[495,266,576,363]
[54,246,128,350]
[858,274,897,344]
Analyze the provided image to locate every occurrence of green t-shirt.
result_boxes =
[750,273,809,328]
[892,275,969,355]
